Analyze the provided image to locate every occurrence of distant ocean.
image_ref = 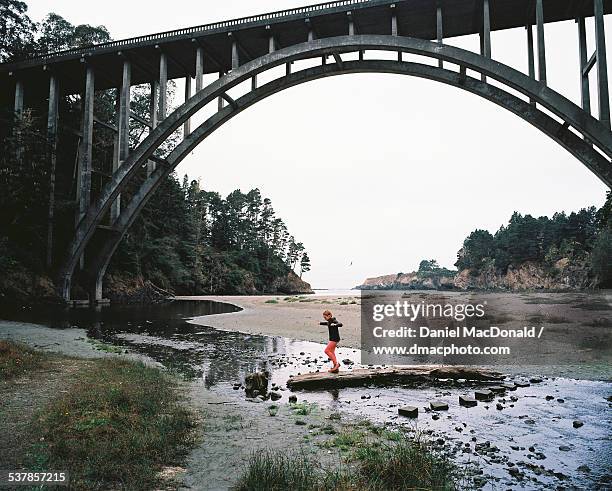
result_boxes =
[312,289,357,296]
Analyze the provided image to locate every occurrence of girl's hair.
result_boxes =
[323,310,332,317]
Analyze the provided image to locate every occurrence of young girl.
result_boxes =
[320,310,342,373]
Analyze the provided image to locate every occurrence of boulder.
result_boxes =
[245,371,270,397]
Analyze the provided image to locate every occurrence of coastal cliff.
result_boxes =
[356,259,595,292]
[357,271,455,290]
[454,259,595,291]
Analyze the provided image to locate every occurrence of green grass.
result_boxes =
[0,340,47,380]
[28,358,197,490]
[234,432,461,490]
[86,338,125,353]
[265,299,279,304]
[290,402,316,416]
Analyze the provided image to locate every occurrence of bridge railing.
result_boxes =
[5,0,374,66]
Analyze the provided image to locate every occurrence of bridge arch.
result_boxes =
[58,35,612,301]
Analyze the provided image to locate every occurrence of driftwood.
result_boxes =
[286,365,503,391]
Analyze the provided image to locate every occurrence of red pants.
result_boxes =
[324,341,338,365]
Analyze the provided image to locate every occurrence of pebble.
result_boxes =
[572,420,584,428]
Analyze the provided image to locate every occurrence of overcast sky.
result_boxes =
[26,0,610,288]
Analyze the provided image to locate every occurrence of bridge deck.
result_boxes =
[1,0,610,97]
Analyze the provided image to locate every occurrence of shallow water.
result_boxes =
[7,299,611,490]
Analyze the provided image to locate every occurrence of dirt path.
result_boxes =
[0,357,94,469]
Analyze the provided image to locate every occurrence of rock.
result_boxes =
[342,358,354,365]
[577,465,591,473]
[357,270,456,291]
[559,446,571,452]
[270,392,282,401]
[572,420,584,428]
[398,405,419,418]
[557,398,565,403]
[514,381,530,388]
[273,271,314,294]
[432,414,440,420]
[475,390,494,401]
[529,377,543,384]
[545,395,554,401]
[496,403,504,410]
[502,383,517,391]
[489,386,506,394]
[430,401,449,411]
[295,419,307,425]
[459,396,478,407]
[245,371,269,397]
[288,395,298,404]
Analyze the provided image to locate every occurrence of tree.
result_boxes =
[37,13,111,53]
[299,253,311,278]
[418,259,439,273]
[455,229,495,271]
[0,0,36,62]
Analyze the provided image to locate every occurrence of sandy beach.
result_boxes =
[181,291,611,379]
[180,294,363,347]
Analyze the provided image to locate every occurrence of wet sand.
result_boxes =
[181,294,363,347]
[182,291,612,380]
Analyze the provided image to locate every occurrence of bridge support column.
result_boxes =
[147,81,159,177]
[46,74,59,268]
[218,72,224,111]
[577,18,591,114]
[14,79,24,117]
[594,0,610,129]
[112,59,131,222]
[526,24,536,105]
[391,5,401,61]
[184,75,192,137]
[306,19,314,42]
[230,34,239,70]
[76,64,94,272]
[158,51,168,119]
[348,12,354,36]
[535,0,546,84]
[436,2,443,68]
[13,80,24,161]
[195,46,204,92]
[480,0,491,82]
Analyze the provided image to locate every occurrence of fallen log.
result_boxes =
[286,365,503,391]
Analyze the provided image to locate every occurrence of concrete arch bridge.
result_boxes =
[1,0,611,302]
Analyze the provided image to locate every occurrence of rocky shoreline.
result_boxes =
[357,260,597,292]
